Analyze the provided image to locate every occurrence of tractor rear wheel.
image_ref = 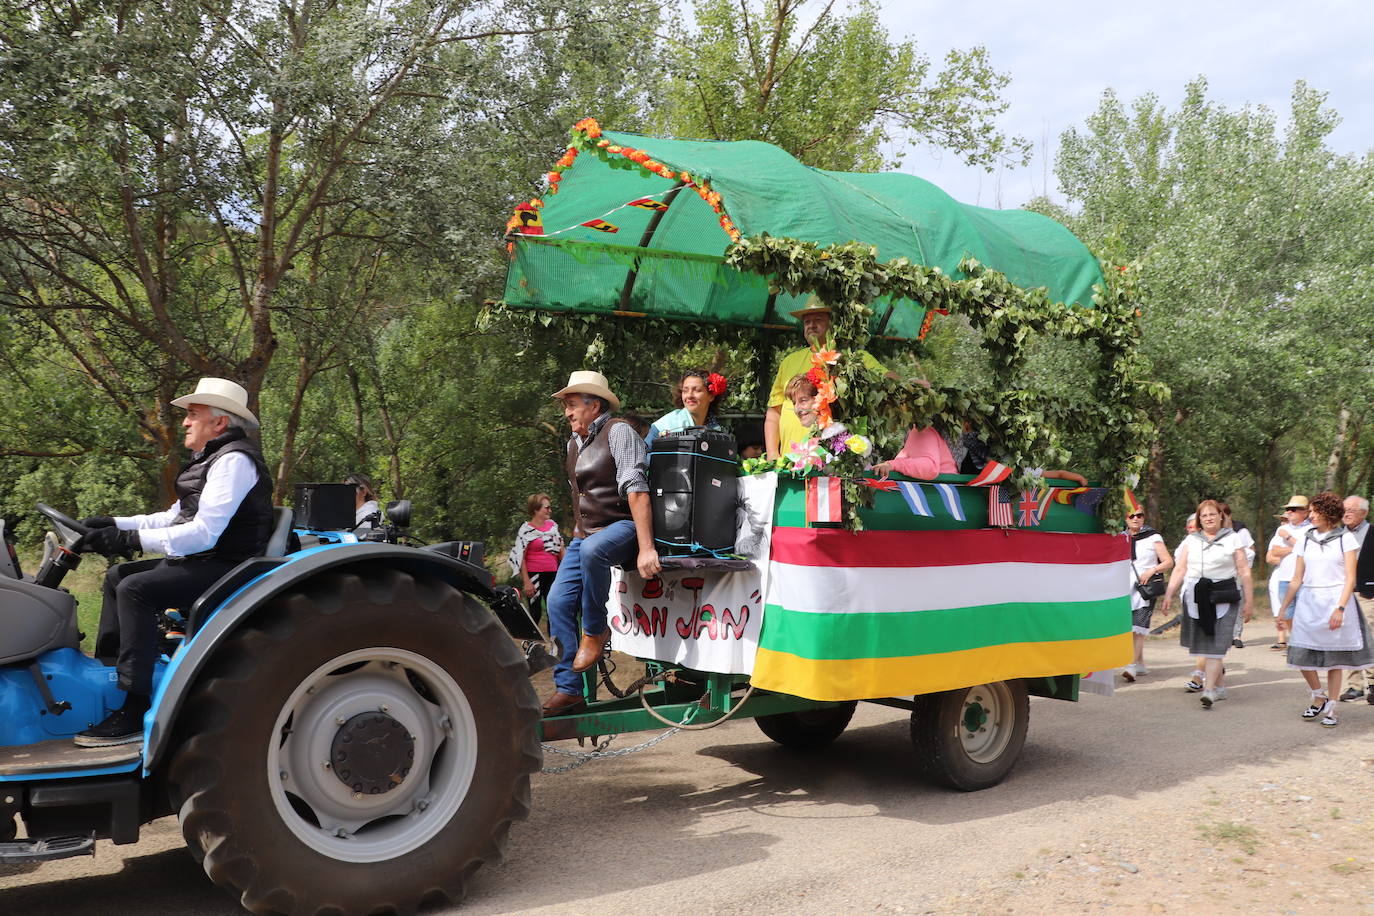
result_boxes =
[755,701,857,750]
[910,680,1028,791]
[168,567,540,915]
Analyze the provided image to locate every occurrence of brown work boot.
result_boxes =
[571,630,609,673]
[542,691,586,718]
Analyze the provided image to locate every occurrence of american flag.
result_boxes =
[988,484,1014,526]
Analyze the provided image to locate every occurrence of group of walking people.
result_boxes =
[1127,492,1374,726]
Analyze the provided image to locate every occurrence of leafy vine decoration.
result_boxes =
[724,235,1169,530]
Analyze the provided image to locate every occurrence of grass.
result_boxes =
[18,547,108,653]
[1197,821,1262,856]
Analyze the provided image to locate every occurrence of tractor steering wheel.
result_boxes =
[35,503,89,551]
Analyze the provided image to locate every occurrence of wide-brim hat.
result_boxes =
[552,370,620,411]
[1282,494,1310,510]
[789,294,832,321]
[170,377,259,427]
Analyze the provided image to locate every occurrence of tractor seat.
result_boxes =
[178,507,295,639]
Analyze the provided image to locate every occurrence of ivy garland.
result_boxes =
[724,236,1169,531]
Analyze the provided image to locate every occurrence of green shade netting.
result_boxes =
[502,130,1104,339]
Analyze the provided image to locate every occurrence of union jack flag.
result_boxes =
[988,484,1014,527]
[968,460,1013,487]
[1016,487,1054,527]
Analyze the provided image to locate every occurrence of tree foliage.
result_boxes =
[654,0,1030,171]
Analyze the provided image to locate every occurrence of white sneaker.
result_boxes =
[1135,665,1150,677]
[1200,689,1216,708]
[1121,664,1137,682]
[1213,686,1228,701]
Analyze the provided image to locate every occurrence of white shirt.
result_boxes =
[1348,519,1369,547]
[115,451,258,557]
[1182,530,1243,581]
[1293,528,1359,589]
[1268,520,1312,581]
[355,499,380,529]
[1226,526,1255,568]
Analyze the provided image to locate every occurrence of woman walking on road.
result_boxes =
[509,493,565,628]
[1124,508,1172,681]
[1160,500,1253,708]
[1275,491,1373,728]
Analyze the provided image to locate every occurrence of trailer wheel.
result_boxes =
[755,701,857,750]
[910,680,1028,791]
[167,567,541,915]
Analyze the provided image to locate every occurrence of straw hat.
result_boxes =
[1274,493,1310,518]
[551,370,620,411]
[170,377,259,427]
[789,294,832,321]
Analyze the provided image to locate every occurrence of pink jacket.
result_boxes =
[885,426,957,479]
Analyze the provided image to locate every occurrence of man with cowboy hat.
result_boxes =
[73,377,275,747]
[542,370,660,716]
[763,296,887,459]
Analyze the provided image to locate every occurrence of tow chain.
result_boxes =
[539,704,699,774]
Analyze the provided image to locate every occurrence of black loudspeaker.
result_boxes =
[648,428,738,555]
[293,483,357,530]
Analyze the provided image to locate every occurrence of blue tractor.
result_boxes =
[0,502,545,914]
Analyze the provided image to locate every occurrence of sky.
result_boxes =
[875,0,1374,208]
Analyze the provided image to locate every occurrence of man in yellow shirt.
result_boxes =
[764,299,885,459]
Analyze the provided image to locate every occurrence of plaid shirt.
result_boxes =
[570,412,648,496]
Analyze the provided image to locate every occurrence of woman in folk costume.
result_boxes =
[1159,499,1254,709]
[1275,491,1374,728]
[1122,496,1172,682]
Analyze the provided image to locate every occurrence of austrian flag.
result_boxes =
[805,477,843,524]
[967,460,1013,487]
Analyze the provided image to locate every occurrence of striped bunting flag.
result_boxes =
[967,460,1013,487]
[1053,485,1090,505]
[988,484,1013,526]
[896,481,933,517]
[753,527,1134,701]
[805,476,842,524]
[933,483,966,521]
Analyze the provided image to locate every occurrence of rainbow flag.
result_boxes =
[751,526,1133,701]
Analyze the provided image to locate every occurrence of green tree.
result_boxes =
[654,0,1030,171]
[1044,79,1374,544]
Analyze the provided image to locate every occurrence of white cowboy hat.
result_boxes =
[170,377,259,427]
[552,370,620,411]
[789,293,832,320]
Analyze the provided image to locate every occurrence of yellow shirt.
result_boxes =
[768,347,885,452]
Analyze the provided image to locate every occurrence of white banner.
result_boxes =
[608,473,776,674]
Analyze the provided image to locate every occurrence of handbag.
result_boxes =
[1199,576,1241,605]
[1135,572,1166,600]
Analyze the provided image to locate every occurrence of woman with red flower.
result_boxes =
[645,368,727,446]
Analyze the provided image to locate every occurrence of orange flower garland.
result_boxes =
[808,348,837,428]
[504,117,744,245]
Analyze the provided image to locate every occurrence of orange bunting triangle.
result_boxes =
[581,218,619,233]
[628,197,669,211]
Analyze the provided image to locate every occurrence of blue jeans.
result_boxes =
[547,520,639,695]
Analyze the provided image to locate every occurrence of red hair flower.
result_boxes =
[707,372,728,397]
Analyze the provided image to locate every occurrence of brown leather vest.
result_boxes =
[566,417,633,538]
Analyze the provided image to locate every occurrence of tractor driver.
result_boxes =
[74,378,274,748]
[541,371,661,717]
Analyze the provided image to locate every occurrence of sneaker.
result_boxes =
[1135,665,1150,677]
[1200,689,1216,708]
[1339,687,1365,702]
[1121,665,1137,683]
[1185,672,1205,692]
[1213,686,1228,701]
[1319,701,1338,728]
[1232,638,1244,648]
[73,705,144,748]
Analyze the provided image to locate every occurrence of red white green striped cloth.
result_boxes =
[750,526,1133,700]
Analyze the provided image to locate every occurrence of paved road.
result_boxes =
[4,632,1372,914]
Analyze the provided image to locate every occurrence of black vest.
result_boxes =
[173,427,274,560]
[565,417,632,539]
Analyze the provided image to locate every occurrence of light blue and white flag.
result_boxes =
[933,483,965,521]
[897,481,933,517]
